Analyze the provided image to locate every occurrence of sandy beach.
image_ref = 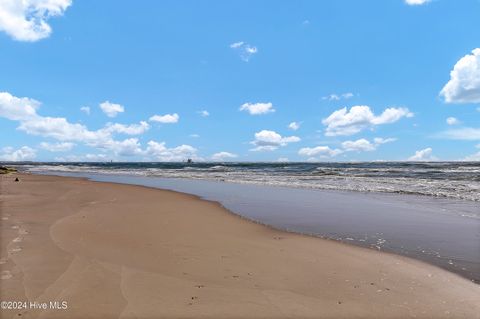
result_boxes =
[1,173,479,319]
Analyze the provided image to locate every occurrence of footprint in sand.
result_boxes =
[13,237,22,243]
[0,257,7,265]
[18,229,28,235]
[11,225,19,230]
[1,270,12,280]
[10,247,22,253]
[1,217,8,221]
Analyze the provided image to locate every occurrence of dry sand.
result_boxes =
[0,173,479,319]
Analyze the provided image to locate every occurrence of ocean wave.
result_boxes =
[13,162,480,203]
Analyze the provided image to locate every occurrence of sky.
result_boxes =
[0,0,479,162]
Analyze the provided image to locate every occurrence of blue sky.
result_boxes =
[0,0,479,162]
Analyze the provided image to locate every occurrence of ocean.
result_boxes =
[5,161,480,282]
[13,161,480,202]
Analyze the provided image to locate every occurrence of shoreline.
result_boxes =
[1,173,479,318]
[34,170,480,284]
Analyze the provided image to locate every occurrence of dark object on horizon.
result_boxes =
[15,177,19,182]
[187,158,193,163]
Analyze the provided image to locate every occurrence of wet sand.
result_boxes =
[1,173,479,318]
[69,173,480,283]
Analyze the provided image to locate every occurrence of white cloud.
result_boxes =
[102,121,150,135]
[39,142,74,152]
[437,127,480,140]
[211,151,237,161]
[55,153,109,162]
[440,48,480,104]
[277,157,290,162]
[17,116,110,143]
[446,117,460,125]
[405,0,431,5]
[299,137,396,158]
[240,102,275,115]
[198,110,209,117]
[0,91,39,120]
[250,130,300,152]
[97,138,144,157]
[80,106,90,115]
[373,137,397,145]
[322,92,354,101]
[99,101,124,118]
[0,146,36,161]
[230,41,258,62]
[341,137,396,152]
[149,113,179,124]
[0,92,204,160]
[0,92,156,158]
[288,121,300,131]
[298,146,342,158]
[189,134,200,138]
[341,139,375,152]
[230,41,244,49]
[408,148,437,161]
[0,0,72,42]
[145,141,199,161]
[322,105,413,136]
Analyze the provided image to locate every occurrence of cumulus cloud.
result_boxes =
[405,0,431,5]
[0,0,72,41]
[288,121,300,131]
[80,106,90,115]
[145,141,199,161]
[322,105,413,136]
[341,137,396,152]
[97,138,144,157]
[342,139,375,152]
[17,116,110,143]
[0,146,36,161]
[1,92,153,157]
[39,142,74,152]
[230,41,258,62]
[102,121,150,135]
[99,101,124,118]
[211,151,238,161]
[440,48,480,104]
[0,91,39,120]
[322,92,354,101]
[240,102,275,115]
[0,92,203,161]
[250,130,300,152]
[408,148,437,161]
[149,113,179,124]
[298,146,343,158]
